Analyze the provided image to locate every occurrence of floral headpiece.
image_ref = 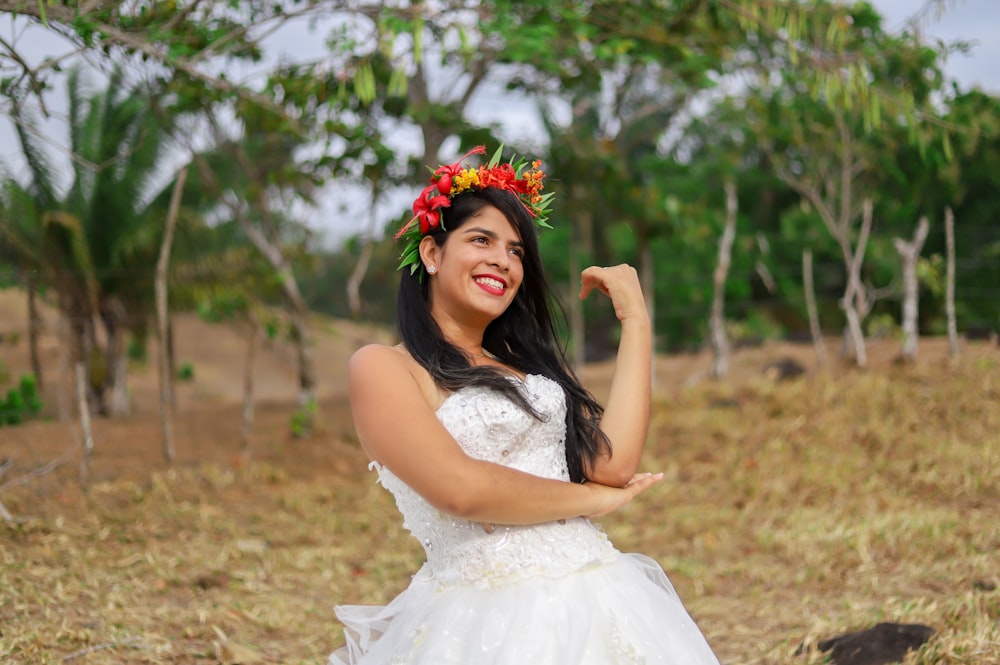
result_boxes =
[395,145,554,277]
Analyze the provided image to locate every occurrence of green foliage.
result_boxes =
[19,374,43,415]
[2,389,24,425]
[917,255,946,296]
[0,373,44,426]
[727,311,786,347]
[866,312,899,340]
[289,398,318,439]
[127,337,148,363]
[4,0,1000,358]
[176,362,195,382]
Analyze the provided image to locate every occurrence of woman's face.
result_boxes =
[423,204,525,327]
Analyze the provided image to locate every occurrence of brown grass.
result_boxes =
[0,295,997,664]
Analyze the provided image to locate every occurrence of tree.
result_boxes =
[738,3,951,366]
[3,68,187,414]
[894,216,930,361]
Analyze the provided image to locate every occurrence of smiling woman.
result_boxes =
[328,146,721,665]
[421,207,525,331]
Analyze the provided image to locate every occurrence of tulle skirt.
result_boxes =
[329,552,721,665]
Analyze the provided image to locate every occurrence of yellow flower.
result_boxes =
[451,168,481,196]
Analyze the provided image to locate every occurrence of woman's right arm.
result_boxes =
[349,344,662,525]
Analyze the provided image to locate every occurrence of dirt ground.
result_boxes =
[1,289,997,664]
[0,287,855,485]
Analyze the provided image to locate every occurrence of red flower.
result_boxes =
[433,146,486,196]
[411,184,451,234]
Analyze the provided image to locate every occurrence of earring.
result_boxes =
[427,265,436,274]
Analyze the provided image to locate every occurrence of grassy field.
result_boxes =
[0,332,998,664]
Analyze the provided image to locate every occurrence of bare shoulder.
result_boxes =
[348,344,439,408]
[349,343,410,374]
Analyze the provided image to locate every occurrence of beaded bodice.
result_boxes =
[374,374,618,588]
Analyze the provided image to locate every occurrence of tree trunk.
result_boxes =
[101,297,130,417]
[26,274,43,388]
[166,317,176,408]
[569,186,592,369]
[639,236,655,342]
[347,238,374,320]
[802,249,828,368]
[243,222,318,436]
[197,146,317,437]
[710,181,738,379]
[76,361,94,484]
[155,167,186,463]
[569,224,585,369]
[286,304,317,437]
[945,207,959,357]
[893,216,930,362]
[56,316,71,421]
[241,312,260,452]
[636,227,658,388]
[347,182,382,320]
[63,301,99,414]
[754,233,777,295]
[839,199,874,368]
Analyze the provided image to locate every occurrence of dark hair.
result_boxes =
[397,187,610,483]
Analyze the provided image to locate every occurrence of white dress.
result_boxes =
[330,374,721,665]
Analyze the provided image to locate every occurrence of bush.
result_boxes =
[866,312,899,339]
[176,362,195,381]
[0,373,45,426]
[289,398,318,438]
[19,374,43,414]
[2,389,25,425]
[127,337,148,363]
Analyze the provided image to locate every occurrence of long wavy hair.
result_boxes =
[397,187,610,483]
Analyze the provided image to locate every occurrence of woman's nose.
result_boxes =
[489,246,510,271]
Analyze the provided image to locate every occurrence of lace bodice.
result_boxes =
[374,374,618,588]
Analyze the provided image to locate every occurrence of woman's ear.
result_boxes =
[418,235,440,275]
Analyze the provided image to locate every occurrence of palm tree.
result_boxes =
[2,67,183,416]
[0,188,42,388]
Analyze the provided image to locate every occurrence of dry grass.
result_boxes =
[1,341,998,664]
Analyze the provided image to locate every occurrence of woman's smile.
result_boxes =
[473,274,508,296]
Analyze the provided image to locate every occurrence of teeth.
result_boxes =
[475,277,505,290]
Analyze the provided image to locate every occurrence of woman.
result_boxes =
[331,146,720,665]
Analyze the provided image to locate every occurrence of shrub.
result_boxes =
[289,398,318,438]
[2,389,25,425]
[127,337,148,363]
[176,362,195,381]
[0,374,45,426]
[19,374,43,414]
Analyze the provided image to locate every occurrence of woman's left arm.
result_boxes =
[579,264,652,487]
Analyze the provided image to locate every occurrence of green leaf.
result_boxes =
[487,144,504,168]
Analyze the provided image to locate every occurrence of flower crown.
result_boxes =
[395,145,554,277]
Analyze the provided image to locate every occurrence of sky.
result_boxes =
[1,0,997,248]
[872,0,1000,92]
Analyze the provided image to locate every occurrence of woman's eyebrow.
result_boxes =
[462,227,523,247]
[462,226,497,238]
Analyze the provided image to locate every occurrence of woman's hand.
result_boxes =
[579,264,649,323]
[582,472,664,517]
[477,472,663,531]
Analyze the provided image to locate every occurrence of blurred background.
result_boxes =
[1,3,999,663]
[2,1,997,378]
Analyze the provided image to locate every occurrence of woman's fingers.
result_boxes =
[579,264,647,322]
[585,472,664,517]
[578,265,613,299]
[624,472,664,492]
